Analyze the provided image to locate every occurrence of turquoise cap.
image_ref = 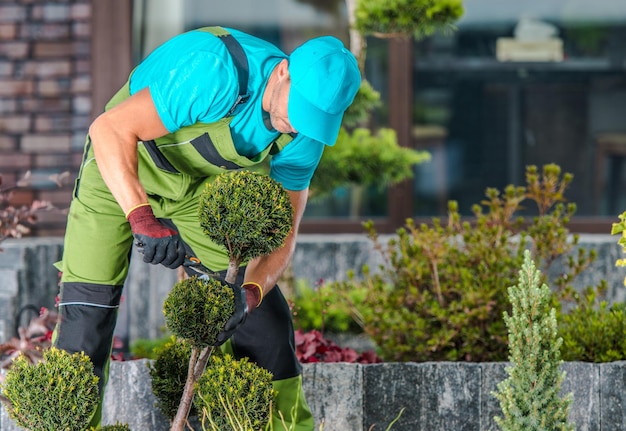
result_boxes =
[288,36,361,145]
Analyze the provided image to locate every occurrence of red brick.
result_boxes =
[0,5,27,23]
[0,41,29,58]
[0,98,17,114]
[71,74,90,93]
[0,135,17,151]
[22,60,72,77]
[34,153,77,168]
[0,79,34,96]
[72,95,90,114]
[34,115,72,132]
[0,115,31,133]
[70,3,90,20]
[72,21,90,38]
[21,134,72,152]
[0,23,17,40]
[0,61,14,76]
[32,4,71,22]
[20,97,72,113]
[0,153,30,168]
[20,23,71,40]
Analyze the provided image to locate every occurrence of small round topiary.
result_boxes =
[195,354,276,431]
[198,171,294,267]
[163,276,234,348]
[2,347,99,431]
[148,336,193,420]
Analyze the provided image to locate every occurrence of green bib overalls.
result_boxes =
[54,26,314,430]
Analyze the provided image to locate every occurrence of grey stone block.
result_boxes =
[364,362,423,431]
[561,362,600,431]
[302,362,363,431]
[418,362,481,431]
[600,361,626,431]
[103,359,171,430]
[480,362,508,431]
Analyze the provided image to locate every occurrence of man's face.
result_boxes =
[269,60,297,134]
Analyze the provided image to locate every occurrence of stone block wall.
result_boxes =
[2,360,626,430]
[0,0,90,236]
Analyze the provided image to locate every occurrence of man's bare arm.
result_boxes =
[88,87,169,214]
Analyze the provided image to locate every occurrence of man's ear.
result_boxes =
[278,59,290,77]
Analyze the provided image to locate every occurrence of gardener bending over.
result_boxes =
[53,26,360,430]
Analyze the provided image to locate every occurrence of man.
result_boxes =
[53,26,360,429]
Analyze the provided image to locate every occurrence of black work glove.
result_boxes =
[215,281,263,345]
[126,204,186,269]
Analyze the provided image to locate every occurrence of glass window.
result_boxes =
[410,0,626,217]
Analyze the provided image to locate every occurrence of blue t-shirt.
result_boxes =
[128,28,324,191]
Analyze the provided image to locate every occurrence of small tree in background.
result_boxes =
[161,170,293,431]
[492,250,574,431]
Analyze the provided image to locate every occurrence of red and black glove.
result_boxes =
[215,281,263,345]
[126,204,186,269]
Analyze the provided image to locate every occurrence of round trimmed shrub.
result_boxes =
[148,336,193,420]
[1,347,99,431]
[163,276,234,348]
[195,354,275,430]
[198,171,293,265]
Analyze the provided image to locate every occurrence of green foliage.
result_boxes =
[289,279,365,334]
[163,276,234,348]
[310,127,430,198]
[195,354,275,431]
[1,347,99,431]
[611,211,626,285]
[198,171,293,267]
[355,0,464,39]
[330,164,599,362]
[493,251,573,431]
[342,79,382,129]
[130,333,171,360]
[148,336,194,420]
[559,290,626,362]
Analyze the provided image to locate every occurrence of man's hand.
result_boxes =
[215,281,263,345]
[126,204,186,269]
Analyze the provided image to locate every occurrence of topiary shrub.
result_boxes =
[148,336,194,420]
[163,170,294,430]
[330,164,601,362]
[195,354,275,431]
[493,251,573,431]
[198,170,293,281]
[1,347,99,431]
[164,277,234,348]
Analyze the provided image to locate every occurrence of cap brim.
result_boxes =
[288,85,343,146]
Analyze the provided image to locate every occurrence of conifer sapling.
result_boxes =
[492,250,574,431]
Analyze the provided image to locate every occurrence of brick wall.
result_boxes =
[0,0,91,236]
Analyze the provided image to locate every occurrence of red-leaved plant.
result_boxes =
[295,329,381,364]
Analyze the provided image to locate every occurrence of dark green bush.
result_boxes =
[289,279,365,334]
[148,336,193,420]
[163,276,234,348]
[331,164,600,362]
[195,354,275,431]
[2,347,99,431]
[559,290,626,362]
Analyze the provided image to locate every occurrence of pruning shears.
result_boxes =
[183,256,216,278]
